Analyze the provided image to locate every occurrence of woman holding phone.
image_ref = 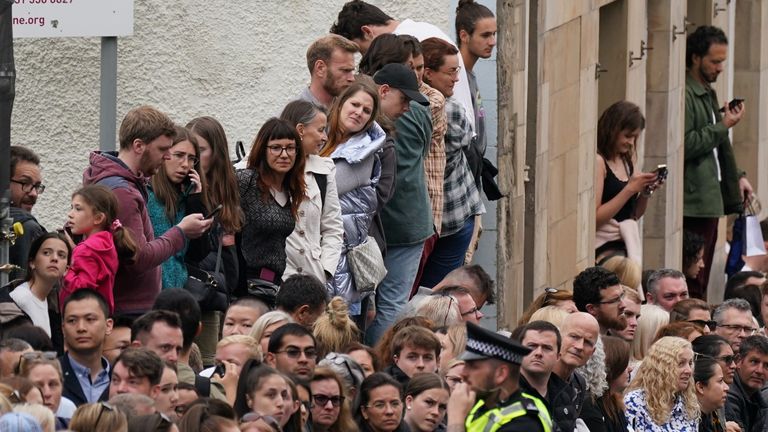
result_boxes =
[595,101,662,264]
[147,125,210,289]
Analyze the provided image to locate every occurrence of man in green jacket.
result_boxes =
[684,25,752,300]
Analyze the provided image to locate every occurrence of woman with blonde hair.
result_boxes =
[310,367,359,432]
[528,306,571,328]
[12,404,55,432]
[412,294,462,328]
[518,288,577,325]
[624,336,698,431]
[434,324,466,371]
[70,402,128,432]
[631,304,669,361]
[601,255,643,296]
[249,310,293,356]
[314,297,361,359]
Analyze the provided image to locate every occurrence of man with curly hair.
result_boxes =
[573,266,627,334]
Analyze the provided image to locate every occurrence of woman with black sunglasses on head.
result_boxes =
[70,402,128,432]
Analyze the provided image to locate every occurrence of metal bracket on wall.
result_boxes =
[629,41,652,67]
[672,22,687,41]
[714,2,728,17]
[595,63,608,80]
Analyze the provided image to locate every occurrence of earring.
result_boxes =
[407,406,412,410]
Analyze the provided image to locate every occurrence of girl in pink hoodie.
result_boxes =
[61,185,137,314]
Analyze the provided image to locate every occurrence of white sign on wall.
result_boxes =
[12,0,134,38]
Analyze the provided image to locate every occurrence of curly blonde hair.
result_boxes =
[313,297,361,358]
[627,336,699,425]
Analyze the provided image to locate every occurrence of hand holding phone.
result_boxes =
[719,98,744,112]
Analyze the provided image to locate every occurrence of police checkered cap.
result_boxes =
[459,322,532,364]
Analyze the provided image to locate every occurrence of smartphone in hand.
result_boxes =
[719,98,744,112]
[204,204,223,220]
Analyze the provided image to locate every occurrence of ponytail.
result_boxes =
[111,219,138,264]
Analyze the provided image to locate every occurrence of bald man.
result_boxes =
[550,313,599,431]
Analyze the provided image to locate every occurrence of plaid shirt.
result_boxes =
[420,82,447,235]
[442,97,484,236]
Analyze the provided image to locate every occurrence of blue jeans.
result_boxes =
[365,242,426,345]
[419,217,476,288]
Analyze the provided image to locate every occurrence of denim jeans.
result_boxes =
[419,217,476,288]
[365,242,426,345]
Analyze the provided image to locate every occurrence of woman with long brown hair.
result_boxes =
[237,118,306,295]
[595,101,661,263]
[320,81,384,326]
[147,125,210,289]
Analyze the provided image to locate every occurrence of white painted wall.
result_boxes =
[11,0,451,229]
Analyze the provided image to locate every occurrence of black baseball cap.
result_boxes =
[373,63,429,106]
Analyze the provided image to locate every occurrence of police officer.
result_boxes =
[447,322,552,432]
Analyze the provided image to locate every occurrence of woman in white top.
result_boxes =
[280,100,344,283]
[0,232,70,349]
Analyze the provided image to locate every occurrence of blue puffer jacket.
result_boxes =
[326,123,386,315]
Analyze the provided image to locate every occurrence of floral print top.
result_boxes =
[624,389,698,432]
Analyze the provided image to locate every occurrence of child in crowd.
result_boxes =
[60,185,137,314]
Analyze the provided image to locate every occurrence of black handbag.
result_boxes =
[184,238,229,311]
[246,278,279,309]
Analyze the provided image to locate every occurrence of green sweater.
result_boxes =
[379,102,434,246]
[684,73,744,217]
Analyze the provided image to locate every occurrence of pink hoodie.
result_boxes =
[61,231,118,314]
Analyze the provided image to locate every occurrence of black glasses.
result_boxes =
[94,402,116,428]
[275,347,317,359]
[267,145,297,156]
[313,394,345,408]
[241,412,282,432]
[599,292,625,305]
[718,323,757,335]
[688,319,718,330]
[10,179,45,194]
[715,354,737,365]
[460,306,480,318]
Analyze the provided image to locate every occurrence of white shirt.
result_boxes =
[9,282,51,336]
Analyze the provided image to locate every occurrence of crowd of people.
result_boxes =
[0,1,763,432]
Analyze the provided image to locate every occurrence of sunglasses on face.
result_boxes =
[688,319,718,330]
[275,347,317,359]
[313,394,345,408]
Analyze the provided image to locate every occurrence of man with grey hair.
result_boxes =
[298,34,359,108]
[714,298,757,353]
[108,393,156,417]
[645,269,689,312]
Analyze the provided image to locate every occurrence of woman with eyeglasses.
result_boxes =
[234,362,292,428]
[440,360,465,394]
[70,402,128,432]
[355,373,406,432]
[624,336,699,431]
[0,232,70,351]
[310,367,359,432]
[147,125,211,289]
[403,373,449,432]
[693,356,729,432]
[237,118,306,297]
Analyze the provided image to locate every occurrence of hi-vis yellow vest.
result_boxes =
[465,393,553,432]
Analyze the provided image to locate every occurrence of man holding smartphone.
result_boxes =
[684,25,752,300]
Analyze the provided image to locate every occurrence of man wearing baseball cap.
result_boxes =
[365,62,435,345]
[448,322,552,432]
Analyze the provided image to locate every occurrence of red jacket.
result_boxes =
[61,231,118,314]
[82,152,185,314]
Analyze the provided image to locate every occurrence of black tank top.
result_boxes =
[601,158,636,222]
